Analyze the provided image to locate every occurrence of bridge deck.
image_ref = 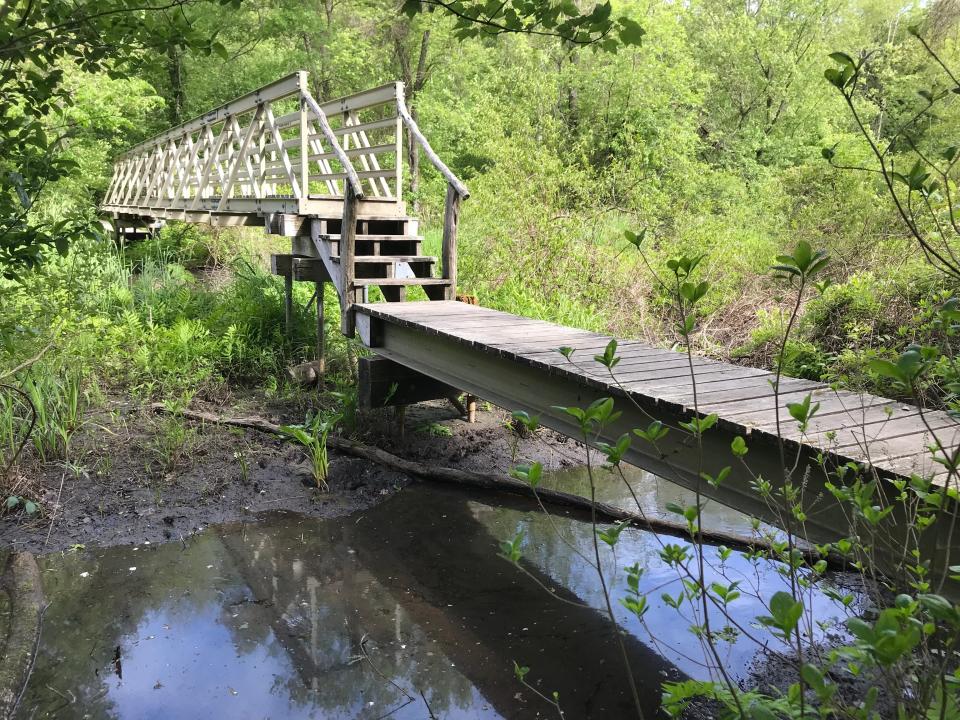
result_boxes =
[356,301,957,487]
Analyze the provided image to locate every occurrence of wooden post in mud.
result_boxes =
[284,271,294,341]
[465,394,477,423]
[315,280,325,375]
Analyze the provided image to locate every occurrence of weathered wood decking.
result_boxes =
[356,300,959,560]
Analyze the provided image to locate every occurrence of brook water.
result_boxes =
[18,469,852,718]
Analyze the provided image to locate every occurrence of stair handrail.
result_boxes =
[395,93,469,200]
[396,88,469,302]
[300,88,366,200]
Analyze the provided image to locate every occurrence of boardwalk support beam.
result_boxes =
[358,356,457,409]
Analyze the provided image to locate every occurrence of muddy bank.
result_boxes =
[0,398,578,554]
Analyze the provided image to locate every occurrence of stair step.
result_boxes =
[332,255,435,264]
[322,234,423,242]
[351,278,451,287]
[355,215,418,222]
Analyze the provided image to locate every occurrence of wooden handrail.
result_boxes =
[396,93,470,199]
[301,89,366,200]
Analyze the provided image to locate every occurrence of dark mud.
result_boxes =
[0,398,576,554]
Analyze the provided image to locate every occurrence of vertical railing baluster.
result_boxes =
[298,71,310,214]
[442,182,460,301]
[340,182,358,336]
[395,83,404,202]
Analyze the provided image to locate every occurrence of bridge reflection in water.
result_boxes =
[20,482,852,719]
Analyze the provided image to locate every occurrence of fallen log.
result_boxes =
[150,403,836,564]
[0,552,44,720]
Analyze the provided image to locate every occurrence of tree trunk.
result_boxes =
[167,46,185,124]
[394,27,431,209]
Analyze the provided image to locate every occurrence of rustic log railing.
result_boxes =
[102,71,469,334]
[395,94,470,303]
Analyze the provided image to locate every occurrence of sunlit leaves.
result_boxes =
[596,520,628,548]
[824,51,857,91]
[596,432,630,466]
[633,420,669,444]
[594,338,619,369]
[554,397,620,435]
[679,413,718,437]
[786,393,820,432]
[0,0,230,275]
[511,410,540,433]
[620,562,649,619]
[623,228,646,250]
[731,435,748,457]
[772,241,829,284]
[511,462,542,488]
[867,345,931,387]
[666,254,704,281]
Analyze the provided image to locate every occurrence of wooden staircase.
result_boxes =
[263,78,469,338]
[99,71,468,341]
[317,214,451,302]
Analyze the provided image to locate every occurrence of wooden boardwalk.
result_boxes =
[356,301,959,536]
[355,301,958,482]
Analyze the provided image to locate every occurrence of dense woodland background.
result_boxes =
[4,0,960,404]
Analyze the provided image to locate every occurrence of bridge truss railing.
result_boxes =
[101,71,403,218]
[102,70,471,336]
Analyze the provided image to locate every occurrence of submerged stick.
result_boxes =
[150,403,835,563]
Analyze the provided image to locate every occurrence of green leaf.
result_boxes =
[617,17,645,46]
[401,0,421,18]
[731,436,748,457]
[828,51,854,66]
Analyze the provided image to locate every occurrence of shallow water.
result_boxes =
[19,474,854,719]
[539,463,782,535]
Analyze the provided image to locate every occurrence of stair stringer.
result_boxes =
[310,219,344,299]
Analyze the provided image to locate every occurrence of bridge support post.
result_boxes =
[283,271,294,342]
[441,183,461,301]
[315,280,326,375]
[340,184,358,337]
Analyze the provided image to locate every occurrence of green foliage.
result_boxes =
[0,0,228,276]
[279,411,340,490]
[401,0,645,49]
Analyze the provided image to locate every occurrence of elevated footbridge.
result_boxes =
[103,72,960,581]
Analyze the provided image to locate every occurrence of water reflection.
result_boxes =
[539,463,780,536]
[20,477,853,719]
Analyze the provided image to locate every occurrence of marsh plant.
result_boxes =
[234,450,250,483]
[504,238,960,718]
[148,398,197,474]
[280,411,340,490]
